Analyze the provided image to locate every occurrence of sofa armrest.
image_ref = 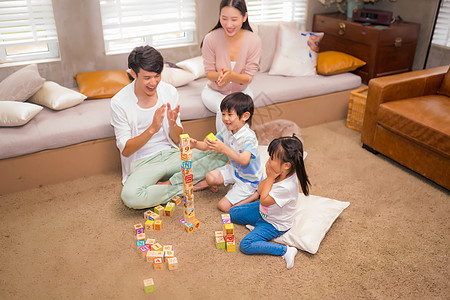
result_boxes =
[361,65,449,147]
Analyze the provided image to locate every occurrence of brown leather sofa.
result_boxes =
[361,65,450,190]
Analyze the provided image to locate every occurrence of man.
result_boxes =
[111,46,227,209]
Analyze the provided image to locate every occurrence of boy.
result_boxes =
[191,92,263,212]
[110,45,227,209]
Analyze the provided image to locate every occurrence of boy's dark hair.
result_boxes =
[268,134,311,196]
[220,92,254,125]
[128,45,164,77]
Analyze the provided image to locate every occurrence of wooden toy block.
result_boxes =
[154,219,162,230]
[183,200,194,210]
[221,214,230,220]
[172,196,182,206]
[216,237,225,249]
[193,218,200,230]
[136,240,145,248]
[184,213,195,224]
[164,203,175,217]
[226,240,236,252]
[224,223,234,236]
[143,278,155,293]
[179,134,190,147]
[145,238,156,248]
[184,206,195,217]
[183,222,194,233]
[134,224,143,233]
[181,161,192,171]
[215,231,224,238]
[184,174,193,184]
[153,257,164,270]
[144,220,154,231]
[164,250,174,262]
[206,132,217,141]
[136,233,146,241]
[182,167,193,177]
[181,145,190,153]
[154,205,164,216]
[181,150,193,161]
[143,210,153,220]
[183,181,194,190]
[146,251,163,262]
[163,245,173,252]
[138,245,150,259]
[179,218,186,228]
[148,211,160,221]
[225,235,234,243]
[135,227,144,235]
[222,218,231,224]
[167,257,178,270]
[183,187,194,198]
[151,242,163,251]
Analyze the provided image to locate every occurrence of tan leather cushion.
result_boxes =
[438,67,450,97]
[74,70,131,99]
[378,95,450,158]
[317,51,366,75]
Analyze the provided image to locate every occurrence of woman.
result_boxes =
[201,0,261,132]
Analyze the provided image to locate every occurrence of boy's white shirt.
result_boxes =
[110,80,182,184]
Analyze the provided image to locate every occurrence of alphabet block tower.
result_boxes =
[179,134,200,233]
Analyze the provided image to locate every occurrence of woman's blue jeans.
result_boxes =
[229,201,288,256]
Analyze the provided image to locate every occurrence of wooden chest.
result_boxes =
[313,13,420,84]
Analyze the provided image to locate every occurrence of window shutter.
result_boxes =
[247,0,307,25]
[99,0,197,54]
[0,0,59,64]
[432,0,450,47]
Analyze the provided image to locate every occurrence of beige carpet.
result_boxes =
[1,120,448,299]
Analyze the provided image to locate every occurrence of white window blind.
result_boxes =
[432,0,450,47]
[0,0,59,65]
[99,0,197,55]
[247,0,307,25]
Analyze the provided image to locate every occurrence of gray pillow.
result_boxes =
[0,64,45,102]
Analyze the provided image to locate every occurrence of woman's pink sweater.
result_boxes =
[202,28,261,95]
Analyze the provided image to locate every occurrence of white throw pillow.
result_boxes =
[257,146,348,254]
[269,24,323,77]
[29,81,87,110]
[176,56,205,79]
[161,65,196,87]
[0,64,45,102]
[0,101,43,127]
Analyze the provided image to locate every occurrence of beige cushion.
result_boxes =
[29,81,87,110]
[0,64,45,102]
[269,24,323,77]
[0,101,43,127]
[161,65,196,87]
[176,56,205,79]
[256,22,297,73]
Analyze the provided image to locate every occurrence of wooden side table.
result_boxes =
[313,12,420,84]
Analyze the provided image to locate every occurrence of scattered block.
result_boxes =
[154,205,164,216]
[183,222,194,233]
[143,278,155,293]
[216,237,225,249]
[172,196,182,206]
[221,214,230,220]
[164,203,175,217]
[145,239,156,248]
[134,223,143,231]
[144,219,154,231]
[163,245,173,252]
[206,132,217,141]
[223,223,234,236]
[167,257,178,270]
[136,233,146,241]
[179,218,186,228]
[138,245,150,259]
[154,219,162,230]
[215,231,224,238]
[136,240,145,248]
[225,235,234,243]
[146,251,164,262]
[226,240,236,252]
[153,257,164,270]
[193,218,200,230]
[164,250,175,262]
[148,211,160,221]
[143,210,153,220]
[151,242,163,251]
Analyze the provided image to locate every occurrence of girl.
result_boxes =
[201,0,261,132]
[229,135,311,269]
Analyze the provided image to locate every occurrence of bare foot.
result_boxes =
[193,180,209,191]
[209,185,219,193]
[156,180,171,185]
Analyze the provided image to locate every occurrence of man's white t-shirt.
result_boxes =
[259,173,299,231]
[135,101,172,161]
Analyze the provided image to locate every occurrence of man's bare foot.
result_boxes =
[209,185,219,193]
[156,180,171,185]
[193,180,209,191]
